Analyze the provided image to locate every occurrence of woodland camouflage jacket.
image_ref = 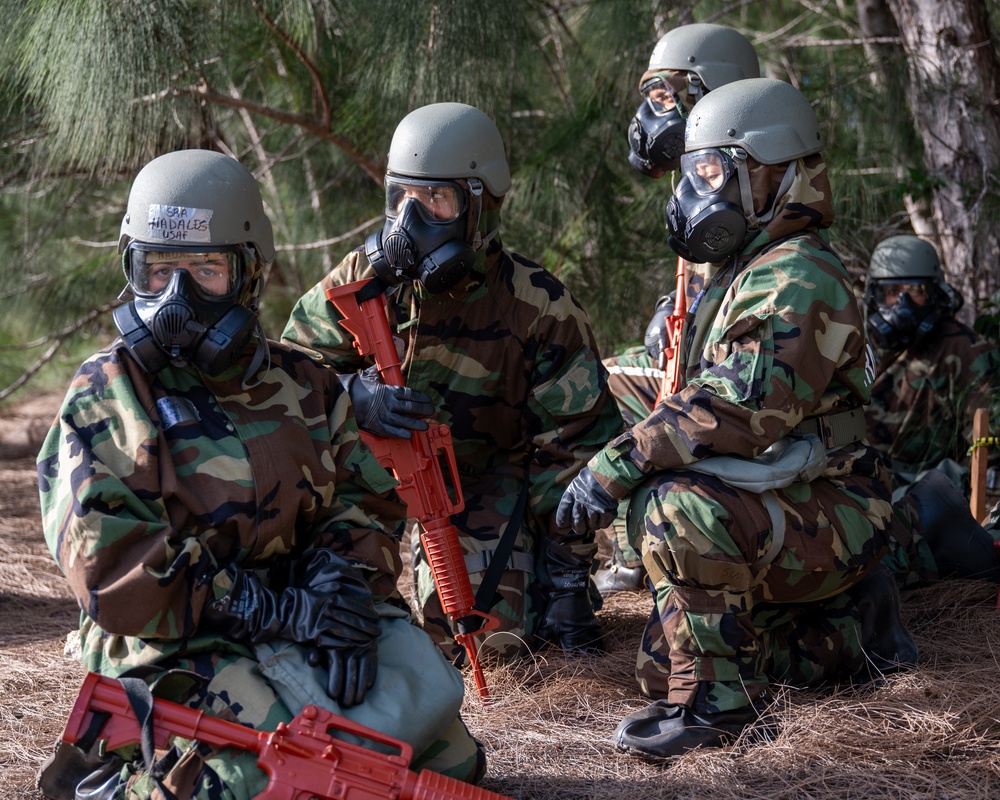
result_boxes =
[281,243,624,553]
[37,340,406,671]
[590,155,878,500]
[867,316,1000,472]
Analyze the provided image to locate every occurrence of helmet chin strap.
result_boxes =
[733,152,797,230]
[240,320,271,389]
[466,178,499,251]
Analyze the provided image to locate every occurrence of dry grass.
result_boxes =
[464,585,1000,800]
[3,395,1000,799]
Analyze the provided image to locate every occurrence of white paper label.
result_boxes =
[146,204,214,243]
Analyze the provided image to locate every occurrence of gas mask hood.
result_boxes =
[665,148,797,263]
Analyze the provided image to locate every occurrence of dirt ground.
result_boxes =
[3,393,1000,799]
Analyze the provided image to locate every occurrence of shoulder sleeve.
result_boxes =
[280,249,372,372]
[509,259,624,541]
[37,350,216,639]
[302,366,407,602]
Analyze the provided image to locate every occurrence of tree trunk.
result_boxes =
[885,0,1000,315]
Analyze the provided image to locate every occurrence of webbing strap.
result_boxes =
[473,457,534,617]
[117,675,179,800]
[751,490,786,575]
[793,407,866,450]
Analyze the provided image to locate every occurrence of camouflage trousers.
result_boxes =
[627,467,892,714]
[880,491,939,588]
[408,520,546,664]
[99,640,481,798]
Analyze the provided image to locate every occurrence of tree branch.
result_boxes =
[274,215,383,251]
[0,300,121,402]
[192,86,384,186]
[250,0,331,130]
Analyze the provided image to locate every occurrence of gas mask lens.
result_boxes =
[640,75,686,117]
[129,245,244,298]
[384,177,466,224]
[873,281,931,308]
[680,149,736,196]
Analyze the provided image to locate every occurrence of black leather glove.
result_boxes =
[556,466,619,536]
[340,366,433,439]
[297,551,381,707]
[204,550,381,706]
[644,292,676,368]
[535,538,606,654]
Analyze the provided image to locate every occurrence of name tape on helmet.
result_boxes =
[147,204,214,243]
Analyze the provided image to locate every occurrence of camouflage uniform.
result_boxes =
[38,340,481,798]
[604,346,661,429]
[599,265,715,573]
[597,346,660,572]
[867,317,999,477]
[282,237,623,661]
[868,317,1000,586]
[587,156,894,713]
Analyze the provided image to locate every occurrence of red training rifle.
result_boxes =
[60,672,514,800]
[326,278,500,702]
[655,257,689,405]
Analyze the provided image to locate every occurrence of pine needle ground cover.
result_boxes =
[2,395,998,799]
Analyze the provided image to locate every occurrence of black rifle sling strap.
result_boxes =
[470,448,536,623]
[118,668,180,800]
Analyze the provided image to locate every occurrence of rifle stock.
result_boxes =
[326,279,500,701]
[62,672,513,800]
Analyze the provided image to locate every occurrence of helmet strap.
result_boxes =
[684,73,704,107]
[466,178,487,250]
[240,320,271,389]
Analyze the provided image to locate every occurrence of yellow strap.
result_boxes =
[967,436,1000,456]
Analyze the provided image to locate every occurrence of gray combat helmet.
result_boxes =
[386,102,511,197]
[684,77,822,164]
[647,23,759,91]
[119,149,275,264]
[868,235,942,281]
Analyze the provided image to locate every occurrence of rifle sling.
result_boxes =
[117,670,179,800]
[463,458,533,631]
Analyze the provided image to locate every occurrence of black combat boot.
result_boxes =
[612,700,761,760]
[908,468,1000,582]
[536,538,606,654]
[847,562,919,677]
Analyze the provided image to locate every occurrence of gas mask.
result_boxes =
[113,243,258,375]
[866,281,942,351]
[365,176,481,293]
[628,103,685,178]
[627,75,697,178]
[665,148,797,264]
[665,148,748,263]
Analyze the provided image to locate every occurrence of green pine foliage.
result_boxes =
[1,0,998,402]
